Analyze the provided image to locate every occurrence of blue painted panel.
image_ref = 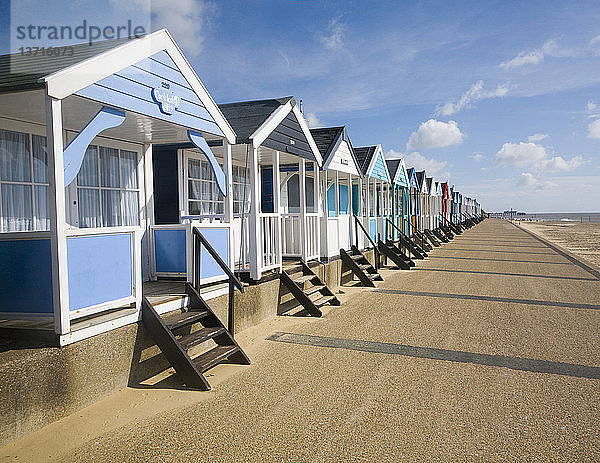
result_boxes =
[98,74,212,121]
[327,184,336,217]
[75,50,224,137]
[352,184,359,216]
[197,228,229,280]
[369,218,377,242]
[0,239,53,314]
[154,229,186,273]
[67,234,133,311]
[338,184,349,215]
[369,151,390,182]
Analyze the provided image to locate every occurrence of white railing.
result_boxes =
[282,213,302,256]
[305,213,319,260]
[260,213,280,270]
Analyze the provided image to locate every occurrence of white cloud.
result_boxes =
[495,142,585,173]
[470,153,485,162]
[517,172,556,190]
[588,119,600,139]
[436,80,509,116]
[406,119,463,151]
[320,17,345,50]
[527,133,548,143]
[586,100,597,112]
[109,0,212,56]
[499,40,558,69]
[496,142,547,167]
[539,156,585,172]
[305,112,322,128]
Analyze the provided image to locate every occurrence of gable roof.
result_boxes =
[354,146,377,175]
[407,167,418,188]
[0,29,236,143]
[355,144,390,181]
[386,159,400,180]
[416,170,426,192]
[309,126,362,175]
[386,158,409,187]
[219,96,322,165]
[219,97,293,143]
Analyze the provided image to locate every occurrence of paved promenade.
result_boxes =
[3,219,599,462]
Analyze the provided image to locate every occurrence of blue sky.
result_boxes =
[2,0,600,212]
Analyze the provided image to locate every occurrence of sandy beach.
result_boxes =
[517,221,600,270]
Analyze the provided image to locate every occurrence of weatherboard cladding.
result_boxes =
[310,126,361,175]
[407,168,418,189]
[0,38,131,92]
[262,110,315,161]
[75,49,224,137]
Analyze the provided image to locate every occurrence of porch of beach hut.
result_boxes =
[0,30,236,344]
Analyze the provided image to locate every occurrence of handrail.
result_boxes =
[438,213,458,231]
[386,217,417,259]
[401,217,425,250]
[192,227,244,294]
[353,214,380,270]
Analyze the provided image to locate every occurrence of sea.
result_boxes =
[493,212,600,222]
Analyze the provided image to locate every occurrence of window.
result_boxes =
[0,129,49,232]
[187,158,224,216]
[76,145,140,227]
[232,165,250,214]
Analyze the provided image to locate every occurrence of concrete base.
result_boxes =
[0,248,377,446]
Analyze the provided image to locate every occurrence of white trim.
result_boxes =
[292,105,323,166]
[42,29,236,144]
[46,94,70,335]
[69,295,136,320]
[59,310,140,346]
[249,100,292,148]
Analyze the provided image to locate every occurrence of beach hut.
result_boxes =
[354,145,392,245]
[407,167,419,233]
[0,29,259,382]
[385,158,410,240]
[309,126,362,260]
[415,170,427,231]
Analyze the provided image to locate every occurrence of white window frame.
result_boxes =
[0,119,52,233]
[64,133,144,231]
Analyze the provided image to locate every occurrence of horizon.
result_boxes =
[1,0,599,212]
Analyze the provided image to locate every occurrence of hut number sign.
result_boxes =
[152,83,181,115]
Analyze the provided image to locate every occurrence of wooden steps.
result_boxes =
[340,247,383,287]
[378,240,414,270]
[423,229,441,247]
[280,261,341,316]
[142,283,250,391]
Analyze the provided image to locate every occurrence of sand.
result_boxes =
[517,221,600,270]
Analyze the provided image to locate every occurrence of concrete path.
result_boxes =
[4,219,600,462]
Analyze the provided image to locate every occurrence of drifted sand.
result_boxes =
[517,221,600,270]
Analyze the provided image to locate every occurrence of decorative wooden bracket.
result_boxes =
[188,130,227,196]
[63,106,126,186]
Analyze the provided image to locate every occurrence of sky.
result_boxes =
[1,0,600,212]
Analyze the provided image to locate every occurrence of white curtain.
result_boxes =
[122,191,139,226]
[1,184,32,232]
[77,146,100,228]
[0,129,32,232]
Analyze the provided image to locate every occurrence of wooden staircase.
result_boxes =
[423,229,441,247]
[142,283,250,391]
[433,227,450,243]
[280,261,341,317]
[340,246,383,287]
[378,240,414,270]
